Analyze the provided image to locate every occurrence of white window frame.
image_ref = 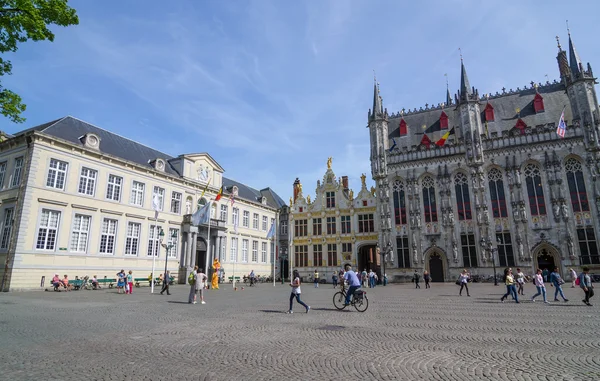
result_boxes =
[11,157,23,187]
[242,239,249,262]
[220,204,228,222]
[252,213,259,229]
[130,181,145,207]
[78,167,97,196]
[262,216,268,231]
[251,240,258,262]
[99,218,118,255]
[106,174,123,201]
[243,211,250,228]
[35,209,61,251]
[147,224,160,257]
[0,161,7,189]
[232,208,239,226]
[125,221,141,256]
[46,158,68,190]
[170,192,182,214]
[167,228,178,258]
[230,237,238,262]
[0,207,14,250]
[153,186,165,211]
[220,238,227,262]
[70,214,91,253]
[261,241,267,263]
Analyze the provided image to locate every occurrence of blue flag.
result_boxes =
[191,201,211,226]
[266,222,276,239]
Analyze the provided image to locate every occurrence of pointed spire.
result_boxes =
[369,76,385,122]
[460,58,471,97]
[444,73,451,106]
[567,24,583,78]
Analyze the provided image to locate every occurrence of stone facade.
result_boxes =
[0,117,283,290]
[369,33,600,282]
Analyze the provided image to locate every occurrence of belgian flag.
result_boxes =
[435,127,455,147]
[214,186,223,201]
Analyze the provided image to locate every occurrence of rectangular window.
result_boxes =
[295,245,308,267]
[295,219,307,237]
[341,242,352,254]
[11,157,23,187]
[578,227,599,265]
[251,240,258,262]
[461,233,478,268]
[170,191,182,214]
[243,211,250,228]
[326,191,336,208]
[125,222,141,256]
[106,175,123,201]
[0,208,14,249]
[261,242,267,263]
[252,213,259,229]
[78,167,97,196]
[153,186,165,211]
[147,225,160,257]
[230,237,238,262]
[312,218,322,236]
[36,209,60,250]
[396,236,410,268]
[327,243,337,266]
[341,215,351,234]
[496,232,514,267]
[232,208,239,226]
[0,161,7,189]
[358,214,374,233]
[99,218,118,255]
[393,188,407,225]
[280,220,288,235]
[167,228,178,258]
[46,159,68,190]
[262,216,268,231]
[220,238,227,262]
[313,244,323,266]
[242,239,249,262]
[69,214,90,253]
[220,204,228,222]
[130,181,145,206]
[326,216,336,235]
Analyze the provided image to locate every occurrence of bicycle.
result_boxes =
[333,285,368,312]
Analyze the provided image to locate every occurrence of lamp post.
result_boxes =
[161,229,178,283]
[480,236,499,286]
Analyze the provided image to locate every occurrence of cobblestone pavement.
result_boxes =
[0,282,598,381]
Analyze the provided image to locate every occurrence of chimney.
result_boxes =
[293,178,301,202]
[342,176,349,191]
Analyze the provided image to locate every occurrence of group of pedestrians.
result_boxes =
[115,270,134,294]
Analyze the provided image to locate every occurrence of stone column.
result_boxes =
[190,232,197,268]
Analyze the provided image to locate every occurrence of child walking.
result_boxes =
[126,270,134,294]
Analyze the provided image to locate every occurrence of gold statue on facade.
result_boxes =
[361,173,367,187]
[327,157,332,169]
[307,195,311,204]
[349,189,354,200]
[370,186,376,196]
[289,197,293,206]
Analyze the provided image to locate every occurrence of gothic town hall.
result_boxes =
[369,33,600,282]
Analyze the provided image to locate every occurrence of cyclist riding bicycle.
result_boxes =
[343,264,361,306]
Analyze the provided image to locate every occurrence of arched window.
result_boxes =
[422,176,437,223]
[565,158,590,212]
[392,179,407,225]
[454,173,472,220]
[524,164,546,216]
[488,168,507,218]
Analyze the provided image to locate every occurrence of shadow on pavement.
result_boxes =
[167,301,190,304]
[259,309,286,314]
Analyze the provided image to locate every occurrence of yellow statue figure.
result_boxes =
[361,173,367,187]
[212,258,221,289]
[370,186,376,196]
[349,189,354,200]
[289,196,293,206]
[327,157,332,169]
[307,195,311,203]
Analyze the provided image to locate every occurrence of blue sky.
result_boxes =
[2,0,600,200]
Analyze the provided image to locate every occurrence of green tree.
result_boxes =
[0,0,78,123]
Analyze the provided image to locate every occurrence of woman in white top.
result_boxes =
[287,270,310,314]
[516,268,526,296]
[530,268,548,303]
[458,269,470,297]
[570,268,578,288]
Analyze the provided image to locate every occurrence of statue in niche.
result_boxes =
[507,171,514,186]
[553,204,560,220]
[416,215,422,228]
[327,157,332,169]
[448,210,455,225]
[361,173,367,187]
[567,235,575,258]
[380,154,386,172]
[517,239,524,260]
[515,169,522,185]
[483,210,490,225]
[561,203,569,220]
[412,241,418,263]
[474,138,482,160]
[452,240,458,262]
[442,211,448,226]
[478,171,485,189]
[185,199,191,215]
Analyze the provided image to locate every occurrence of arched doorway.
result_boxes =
[196,237,207,271]
[534,246,561,275]
[357,244,379,277]
[425,249,447,282]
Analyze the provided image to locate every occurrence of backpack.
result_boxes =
[575,276,580,286]
[188,273,195,285]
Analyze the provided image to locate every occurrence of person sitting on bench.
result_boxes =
[52,273,64,291]
[91,275,100,289]
[63,275,72,291]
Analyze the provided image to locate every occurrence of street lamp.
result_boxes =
[160,229,178,284]
[480,236,498,286]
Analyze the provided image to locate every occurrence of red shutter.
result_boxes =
[484,103,495,121]
[533,93,545,113]
[439,111,448,129]
[515,119,527,134]
[399,119,407,136]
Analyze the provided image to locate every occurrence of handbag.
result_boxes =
[558,278,565,285]
[455,280,461,285]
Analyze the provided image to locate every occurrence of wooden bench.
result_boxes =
[134,278,148,288]
[70,279,83,290]
[98,278,116,288]
[228,276,241,283]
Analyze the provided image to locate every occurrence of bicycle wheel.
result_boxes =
[354,295,368,312]
[333,291,347,310]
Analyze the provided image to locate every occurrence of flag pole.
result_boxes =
[151,218,157,294]
[273,210,277,287]
[204,201,212,289]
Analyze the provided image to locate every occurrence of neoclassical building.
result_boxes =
[289,160,380,279]
[0,116,284,290]
[369,33,600,282]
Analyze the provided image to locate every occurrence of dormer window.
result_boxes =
[150,158,166,172]
[399,119,408,136]
[261,197,267,205]
[484,103,495,122]
[79,133,100,149]
[533,93,545,113]
[232,186,239,197]
[515,119,527,135]
[439,111,448,129]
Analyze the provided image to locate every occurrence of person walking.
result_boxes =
[413,270,421,289]
[423,270,431,289]
[458,269,470,297]
[570,268,578,288]
[126,270,134,294]
[368,269,376,288]
[516,268,526,296]
[343,264,362,306]
[579,266,594,306]
[542,268,549,282]
[189,267,207,304]
[160,270,171,295]
[313,269,319,288]
[331,271,338,288]
[287,270,310,314]
[550,267,568,302]
[501,268,519,303]
[116,270,126,294]
[531,268,548,303]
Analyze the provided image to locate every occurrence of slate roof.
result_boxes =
[13,116,283,209]
[388,82,572,148]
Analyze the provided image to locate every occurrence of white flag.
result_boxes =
[152,193,161,220]
[191,201,212,226]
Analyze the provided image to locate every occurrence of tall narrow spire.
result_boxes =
[369,77,384,121]
[460,58,471,97]
[567,25,583,78]
[445,73,452,106]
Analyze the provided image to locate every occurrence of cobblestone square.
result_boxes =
[0,282,598,380]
